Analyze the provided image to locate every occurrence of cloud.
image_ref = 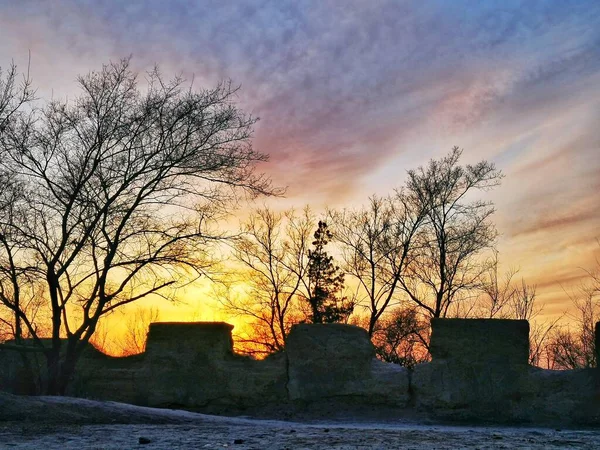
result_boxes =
[512,208,600,239]
[3,1,598,196]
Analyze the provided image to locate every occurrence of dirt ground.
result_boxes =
[1,394,599,449]
[3,420,600,449]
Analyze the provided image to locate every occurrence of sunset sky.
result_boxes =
[0,0,599,328]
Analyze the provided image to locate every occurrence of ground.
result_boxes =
[1,394,599,449]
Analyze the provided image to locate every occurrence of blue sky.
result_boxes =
[1,0,599,313]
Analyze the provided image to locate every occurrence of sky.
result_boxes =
[0,0,599,325]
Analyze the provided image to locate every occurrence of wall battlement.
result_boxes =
[429,318,529,365]
[1,319,598,425]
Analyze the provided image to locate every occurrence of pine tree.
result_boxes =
[307,221,354,323]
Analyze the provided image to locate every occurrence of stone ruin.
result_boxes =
[413,319,531,417]
[0,319,599,425]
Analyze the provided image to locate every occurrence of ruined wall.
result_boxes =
[141,322,407,409]
[428,318,530,364]
[1,320,599,425]
[516,321,600,425]
[413,319,600,425]
[0,346,45,395]
[71,351,147,404]
[413,319,531,420]
[0,340,144,401]
[143,322,287,408]
[286,323,409,405]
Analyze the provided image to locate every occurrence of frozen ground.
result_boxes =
[1,395,599,449]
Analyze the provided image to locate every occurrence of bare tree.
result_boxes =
[547,330,590,369]
[329,193,427,337]
[401,147,503,318]
[0,282,48,342]
[509,280,539,321]
[87,306,159,356]
[0,60,36,342]
[0,58,274,393]
[476,255,559,366]
[502,277,559,367]
[547,266,599,369]
[0,59,35,130]
[371,305,430,368]
[477,252,519,319]
[510,282,562,367]
[88,316,112,354]
[119,306,161,356]
[219,207,313,356]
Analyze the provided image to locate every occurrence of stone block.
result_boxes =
[144,322,286,408]
[286,324,372,400]
[518,367,600,425]
[429,318,529,365]
[413,319,531,421]
[412,360,527,420]
[368,358,410,406]
[286,323,409,405]
[226,352,288,405]
[145,322,234,362]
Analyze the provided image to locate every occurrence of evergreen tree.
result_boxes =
[307,221,354,323]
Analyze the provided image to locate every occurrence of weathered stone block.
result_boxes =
[144,322,286,408]
[145,322,234,362]
[286,323,409,405]
[414,319,531,421]
[429,318,529,365]
[286,324,372,400]
[226,352,288,405]
[368,358,410,406]
[412,360,527,420]
[70,350,147,403]
[517,367,600,425]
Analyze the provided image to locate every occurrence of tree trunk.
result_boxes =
[368,315,376,338]
[59,336,85,395]
[14,310,22,342]
[44,337,82,395]
[45,346,61,395]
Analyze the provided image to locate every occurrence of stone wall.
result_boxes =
[413,319,600,425]
[0,340,145,401]
[143,322,287,408]
[1,319,599,425]
[140,321,407,409]
[71,351,147,404]
[428,318,530,364]
[413,319,531,420]
[286,323,408,405]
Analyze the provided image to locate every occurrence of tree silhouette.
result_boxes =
[329,193,427,337]
[0,58,275,394]
[401,147,503,318]
[371,306,429,368]
[307,221,353,323]
[0,60,35,343]
[220,207,314,355]
[546,258,599,369]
